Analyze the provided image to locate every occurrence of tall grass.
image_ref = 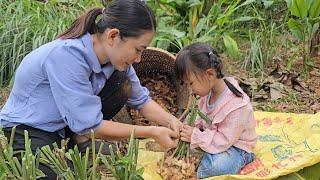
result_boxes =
[0,0,101,88]
[243,22,277,76]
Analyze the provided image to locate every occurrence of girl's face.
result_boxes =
[99,29,154,71]
[187,70,216,97]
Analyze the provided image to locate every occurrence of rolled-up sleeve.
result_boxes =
[43,45,103,135]
[125,66,150,109]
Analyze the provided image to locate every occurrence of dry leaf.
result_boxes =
[269,82,285,100]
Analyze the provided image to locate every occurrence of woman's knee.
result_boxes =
[100,70,132,99]
[99,71,132,120]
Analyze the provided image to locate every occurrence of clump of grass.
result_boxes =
[243,22,277,76]
[100,130,144,180]
[0,126,45,179]
[40,130,103,180]
[0,0,100,88]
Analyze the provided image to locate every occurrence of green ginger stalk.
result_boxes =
[172,97,212,159]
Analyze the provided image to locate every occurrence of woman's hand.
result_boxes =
[151,126,179,149]
[169,117,183,137]
[180,124,194,143]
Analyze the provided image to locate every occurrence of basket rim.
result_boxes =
[145,47,176,60]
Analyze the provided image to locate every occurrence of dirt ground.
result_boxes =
[224,54,320,114]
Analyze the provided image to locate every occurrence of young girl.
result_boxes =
[175,42,257,178]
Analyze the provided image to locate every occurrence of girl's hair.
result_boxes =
[175,42,243,97]
[58,0,156,39]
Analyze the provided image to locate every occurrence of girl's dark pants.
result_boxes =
[3,71,132,179]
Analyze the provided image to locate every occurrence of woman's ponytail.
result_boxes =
[58,8,103,39]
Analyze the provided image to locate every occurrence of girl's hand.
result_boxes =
[151,126,179,149]
[180,124,194,143]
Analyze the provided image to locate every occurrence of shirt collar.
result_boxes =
[80,32,102,73]
[101,63,115,79]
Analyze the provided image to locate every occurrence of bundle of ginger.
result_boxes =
[157,151,202,180]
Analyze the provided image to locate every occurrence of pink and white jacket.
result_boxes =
[191,77,257,154]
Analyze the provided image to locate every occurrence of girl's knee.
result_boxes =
[197,163,240,178]
[197,151,243,178]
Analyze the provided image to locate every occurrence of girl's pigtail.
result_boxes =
[208,51,243,98]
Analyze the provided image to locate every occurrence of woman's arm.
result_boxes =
[94,120,178,149]
[140,100,182,136]
[124,66,181,135]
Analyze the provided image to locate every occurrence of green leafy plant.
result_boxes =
[0,127,45,179]
[40,130,103,180]
[286,0,320,70]
[100,131,143,180]
[147,0,257,58]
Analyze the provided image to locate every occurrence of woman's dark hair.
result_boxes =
[58,0,156,39]
[175,42,243,97]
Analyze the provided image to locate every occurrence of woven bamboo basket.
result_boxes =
[113,47,190,124]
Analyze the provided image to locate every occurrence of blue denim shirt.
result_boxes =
[0,33,150,135]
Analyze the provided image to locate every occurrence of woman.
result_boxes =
[0,0,180,177]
